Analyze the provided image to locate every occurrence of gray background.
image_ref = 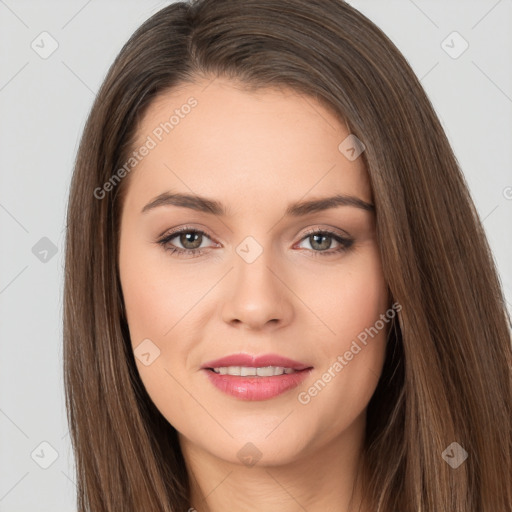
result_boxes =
[1,0,511,510]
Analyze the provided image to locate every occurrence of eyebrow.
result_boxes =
[141,191,375,216]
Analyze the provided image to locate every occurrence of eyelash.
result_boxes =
[156,225,354,259]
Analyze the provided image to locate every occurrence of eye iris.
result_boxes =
[180,232,202,249]
[310,234,331,251]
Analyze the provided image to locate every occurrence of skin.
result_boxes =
[118,77,390,512]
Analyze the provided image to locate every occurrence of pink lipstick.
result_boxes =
[201,353,313,401]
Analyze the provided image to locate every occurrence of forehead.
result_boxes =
[125,77,371,210]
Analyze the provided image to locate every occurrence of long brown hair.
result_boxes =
[63,0,512,510]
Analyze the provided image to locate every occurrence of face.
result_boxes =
[118,77,390,467]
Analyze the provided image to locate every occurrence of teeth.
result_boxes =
[211,366,298,376]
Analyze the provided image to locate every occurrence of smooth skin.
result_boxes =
[118,77,390,512]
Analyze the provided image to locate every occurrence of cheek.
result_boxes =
[337,260,389,343]
[296,246,390,425]
[119,237,198,421]
[119,232,198,344]
[303,244,389,348]
[336,246,389,372]
[120,265,167,344]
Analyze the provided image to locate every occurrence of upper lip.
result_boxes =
[201,353,312,371]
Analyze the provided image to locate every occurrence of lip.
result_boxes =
[201,353,311,371]
[203,368,313,401]
[200,353,314,401]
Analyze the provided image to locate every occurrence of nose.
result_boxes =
[220,244,294,331]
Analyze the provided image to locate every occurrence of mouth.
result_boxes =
[200,353,313,401]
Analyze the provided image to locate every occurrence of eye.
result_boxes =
[157,227,216,258]
[156,226,354,258]
[295,228,353,257]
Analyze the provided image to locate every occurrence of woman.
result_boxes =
[63,0,512,510]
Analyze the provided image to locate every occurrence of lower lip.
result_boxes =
[202,368,313,401]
